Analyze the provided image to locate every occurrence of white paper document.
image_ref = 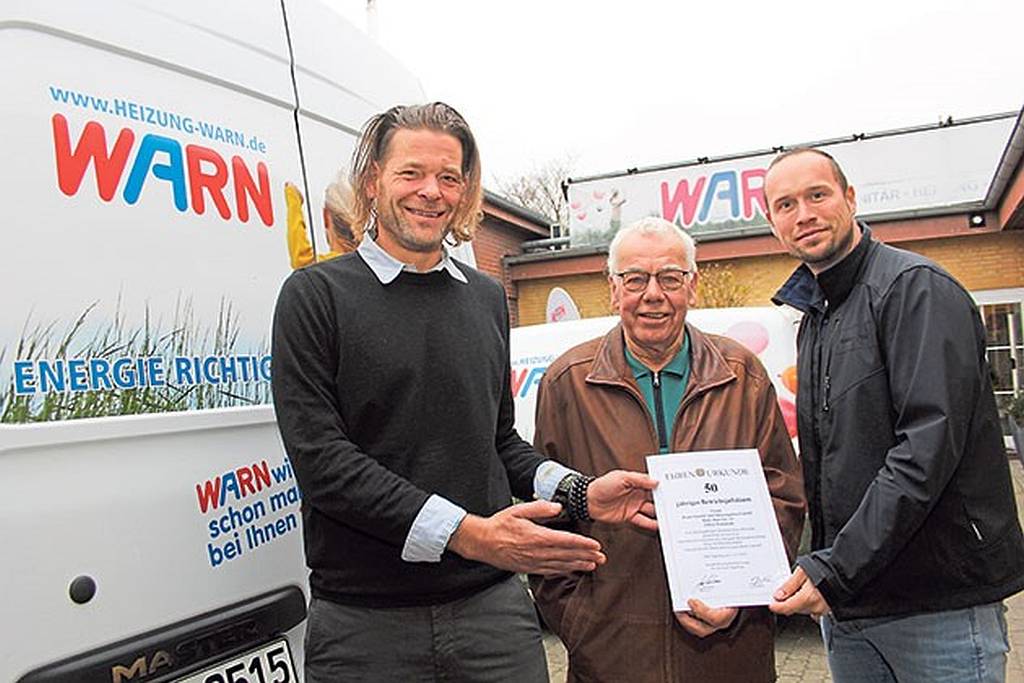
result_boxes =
[646,449,791,612]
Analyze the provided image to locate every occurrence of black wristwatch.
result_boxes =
[551,473,596,522]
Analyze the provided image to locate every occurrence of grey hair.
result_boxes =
[323,169,355,241]
[607,217,697,273]
[323,169,354,222]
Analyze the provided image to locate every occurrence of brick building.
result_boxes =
[501,110,1024,411]
[473,190,552,326]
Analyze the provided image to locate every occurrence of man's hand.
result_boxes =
[675,599,738,637]
[447,500,606,575]
[769,566,831,617]
[588,470,658,531]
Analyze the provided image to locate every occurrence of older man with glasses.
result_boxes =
[530,216,806,683]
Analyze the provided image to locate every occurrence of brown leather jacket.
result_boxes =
[530,322,805,683]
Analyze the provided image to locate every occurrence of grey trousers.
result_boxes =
[304,576,549,682]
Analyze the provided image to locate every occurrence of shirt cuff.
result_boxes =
[534,460,577,501]
[401,495,467,563]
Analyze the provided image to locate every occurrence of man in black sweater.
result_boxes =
[272,102,658,682]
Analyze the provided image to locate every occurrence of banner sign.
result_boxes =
[567,116,1015,246]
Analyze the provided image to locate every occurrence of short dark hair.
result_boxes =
[349,102,483,244]
[766,147,849,193]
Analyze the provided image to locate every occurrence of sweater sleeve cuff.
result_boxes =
[534,460,577,501]
[401,495,467,563]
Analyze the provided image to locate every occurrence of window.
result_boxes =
[979,301,1023,436]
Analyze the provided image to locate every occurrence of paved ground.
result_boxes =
[543,457,1024,682]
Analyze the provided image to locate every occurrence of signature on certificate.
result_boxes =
[697,574,722,592]
[748,575,774,588]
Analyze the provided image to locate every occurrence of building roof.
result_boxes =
[482,189,551,238]
[984,108,1024,229]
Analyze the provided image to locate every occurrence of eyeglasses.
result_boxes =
[613,268,691,293]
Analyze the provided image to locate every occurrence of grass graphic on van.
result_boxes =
[1,296,270,423]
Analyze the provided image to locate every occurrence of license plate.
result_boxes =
[175,639,297,683]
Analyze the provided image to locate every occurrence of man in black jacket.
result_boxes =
[765,148,1024,682]
[272,102,657,682]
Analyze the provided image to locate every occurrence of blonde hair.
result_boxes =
[348,102,483,244]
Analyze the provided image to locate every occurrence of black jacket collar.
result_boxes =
[772,222,872,314]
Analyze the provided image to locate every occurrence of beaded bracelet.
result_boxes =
[568,474,596,522]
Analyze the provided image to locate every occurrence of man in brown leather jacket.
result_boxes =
[530,217,806,682]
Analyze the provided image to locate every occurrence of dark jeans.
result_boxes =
[304,576,548,682]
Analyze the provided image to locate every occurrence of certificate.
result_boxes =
[646,449,790,611]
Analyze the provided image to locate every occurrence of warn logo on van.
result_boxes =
[51,113,274,226]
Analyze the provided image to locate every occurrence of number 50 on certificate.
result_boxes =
[646,449,791,612]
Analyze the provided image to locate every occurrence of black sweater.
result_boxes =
[271,253,542,606]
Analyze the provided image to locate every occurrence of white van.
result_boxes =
[0,1,436,681]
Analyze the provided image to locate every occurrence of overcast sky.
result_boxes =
[332,0,1023,186]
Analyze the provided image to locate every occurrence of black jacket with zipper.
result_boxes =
[773,224,1024,620]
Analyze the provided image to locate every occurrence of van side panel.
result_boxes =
[0,1,311,679]
[1,0,301,421]
[1,409,308,681]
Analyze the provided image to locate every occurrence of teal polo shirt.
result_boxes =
[624,332,691,454]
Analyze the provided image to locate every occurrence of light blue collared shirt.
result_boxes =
[357,234,469,284]
[356,236,575,562]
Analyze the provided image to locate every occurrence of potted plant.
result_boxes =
[1008,394,1024,466]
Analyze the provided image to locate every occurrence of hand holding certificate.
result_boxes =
[646,449,790,612]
